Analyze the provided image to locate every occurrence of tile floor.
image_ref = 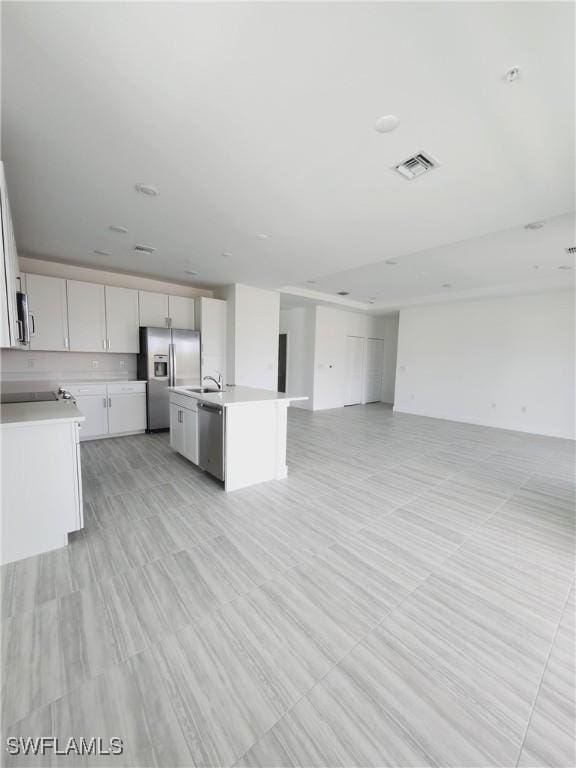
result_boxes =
[1,404,574,766]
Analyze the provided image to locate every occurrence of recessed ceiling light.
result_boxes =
[532,265,540,270]
[109,224,128,234]
[134,183,159,197]
[368,298,377,304]
[221,252,232,258]
[385,258,398,265]
[441,283,452,289]
[558,265,573,270]
[375,114,400,134]
[337,290,350,296]
[306,280,316,284]
[256,233,269,240]
[93,249,110,257]
[185,269,199,275]
[524,221,544,230]
[503,66,520,83]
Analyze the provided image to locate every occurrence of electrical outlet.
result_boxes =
[410,393,415,400]
[119,360,126,369]
[27,358,35,368]
[491,403,496,409]
[91,360,99,369]
[521,405,527,413]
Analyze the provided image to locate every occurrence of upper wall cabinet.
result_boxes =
[67,280,107,352]
[139,291,169,328]
[105,286,139,353]
[0,163,22,349]
[169,295,195,330]
[27,274,69,351]
[138,290,195,330]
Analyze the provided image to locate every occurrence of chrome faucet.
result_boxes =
[203,373,223,391]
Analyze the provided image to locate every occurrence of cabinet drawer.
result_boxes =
[64,383,107,397]
[107,381,146,395]
[170,393,198,412]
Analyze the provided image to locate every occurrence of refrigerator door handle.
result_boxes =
[168,343,175,386]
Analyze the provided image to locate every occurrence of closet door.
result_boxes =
[365,338,385,403]
[27,274,69,351]
[67,280,106,352]
[345,335,365,406]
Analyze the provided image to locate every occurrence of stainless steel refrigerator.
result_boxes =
[138,327,201,431]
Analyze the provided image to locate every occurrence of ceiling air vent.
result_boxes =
[394,151,439,180]
[133,244,156,255]
[565,246,576,255]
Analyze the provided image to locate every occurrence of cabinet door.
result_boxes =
[169,295,195,330]
[105,286,139,352]
[0,163,20,349]
[170,403,184,453]
[75,395,109,440]
[139,291,169,327]
[67,280,106,352]
[27,274,69,351]
[200,298,226,356]
[182,407,198,464]
[107,393,146,434]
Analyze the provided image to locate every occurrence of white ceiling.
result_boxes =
[2,1,574,308]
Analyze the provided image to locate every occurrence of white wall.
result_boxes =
[0,350,137,391]
[312,307,398,411]
[279,307,316,409]
[226,284,280,391]
[394,290,575,439]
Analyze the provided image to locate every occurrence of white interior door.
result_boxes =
[345,335,365,406]
[105,286,139,352]
[27,274,69,351]
[365,338,385,403]
[67,280,106,352]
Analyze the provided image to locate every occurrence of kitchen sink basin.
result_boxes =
[184,386,221,394]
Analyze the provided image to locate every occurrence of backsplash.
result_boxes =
[0,350,138,392]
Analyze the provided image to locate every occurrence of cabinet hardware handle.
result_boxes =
[103,398,107,408]
[64,337,69,349]
[29,313,36,336]
[103,339,107,349]
[108,397,112,407]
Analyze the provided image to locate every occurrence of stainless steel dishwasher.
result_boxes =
[198,402,225,481]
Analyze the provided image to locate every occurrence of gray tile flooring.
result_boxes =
[2,404,574,766]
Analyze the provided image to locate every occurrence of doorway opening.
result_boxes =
[278,333,288,393]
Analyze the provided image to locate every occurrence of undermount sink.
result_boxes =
[184,386,221,394]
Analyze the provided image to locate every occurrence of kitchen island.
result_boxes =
[169,385,307,491]
[0,398,85,564]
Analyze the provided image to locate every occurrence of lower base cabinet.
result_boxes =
[63,381,146,440]
[170,401,198,464]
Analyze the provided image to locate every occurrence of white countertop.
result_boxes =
[170,385,308,407]
[0,399,85,427]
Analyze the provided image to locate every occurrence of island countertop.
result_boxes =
[170,385,308,407]
[0,399,86,427]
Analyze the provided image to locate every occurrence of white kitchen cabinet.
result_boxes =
[195,297,227,383]
[1,417,83,564]
[27,273,70,351]
[0,162,22,349]
[139,290,169,327]
[169,295,195,330]
[64,381,146,440]
[67,280,106,352]
[107,382,146,434]
[105,285,139,352]
[170,395,198,464]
